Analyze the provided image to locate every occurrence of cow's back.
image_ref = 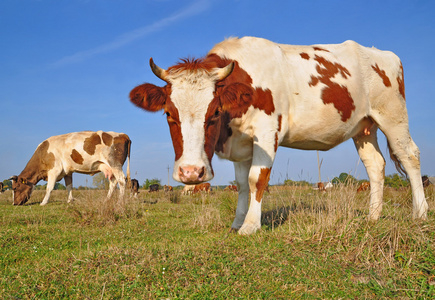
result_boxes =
[209,37,404,151]
[45,131,130,174]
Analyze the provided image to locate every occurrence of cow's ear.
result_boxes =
[130,83,166,112]
[220,82,253,113]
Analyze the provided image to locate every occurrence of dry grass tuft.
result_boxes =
[68,190,146,225]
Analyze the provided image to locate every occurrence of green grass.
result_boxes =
[1,185,434,299]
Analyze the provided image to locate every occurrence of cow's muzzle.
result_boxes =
[178,165,206,184]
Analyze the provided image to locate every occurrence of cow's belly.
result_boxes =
[64,161,105,176]
[281,115,373,151]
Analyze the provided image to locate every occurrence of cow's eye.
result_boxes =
[166,112,170,117]
[214,110,220,117]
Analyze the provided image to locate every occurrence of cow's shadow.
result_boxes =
[261,201,367,230]
[261,202,328,230]
[261,205,293,230]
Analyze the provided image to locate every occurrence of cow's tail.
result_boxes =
[126,138,132,189]
[387,140,407,177]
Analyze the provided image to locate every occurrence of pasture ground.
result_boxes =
[1,185,434,299]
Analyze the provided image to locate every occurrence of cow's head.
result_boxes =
[10,175,34,205]
[130,57,252,184]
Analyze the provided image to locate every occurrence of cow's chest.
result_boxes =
[215,119,254,162]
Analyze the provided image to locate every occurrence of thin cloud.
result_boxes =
[50,0,211,68]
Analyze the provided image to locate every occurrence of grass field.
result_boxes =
[1,184,434,299]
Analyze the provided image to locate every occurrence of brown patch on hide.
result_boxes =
[163,89,184,162]
[255,168,271,203]
[204,96,222,162]
[111,134,131,165]
[83,133,101,155]
[277,114,282,132]
[102,132,113,146]
[70,149,84,165]
[274,132,279,153]
[300,52,310,60]
[372,64,391,87]
[397,63,405,99]
[308,55,355,122]
[313,47,329,52]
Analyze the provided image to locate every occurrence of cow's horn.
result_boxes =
[215,62,234,81]
[149,58,168,82]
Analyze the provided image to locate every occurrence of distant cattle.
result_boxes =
[10,131,131,205]
[130,36,427,234]
[357,182,370,192]
[193,182,211,194]
[317,182,326,192]
[182,184,195,195]
[225,185,238,192]
[422,176,431,188]
[0,182,4,193]
[148,184,159,192]
[163,185,173,192]
[131,178,140,196]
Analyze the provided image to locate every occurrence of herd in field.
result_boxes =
[1,36,432,234]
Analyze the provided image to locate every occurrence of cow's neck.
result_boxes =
[19,167,45,185]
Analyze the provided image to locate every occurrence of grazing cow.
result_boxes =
[0,182,4,193]
[317,182,326,192]
[225,185,238,192]
[131,178,140,196]
[10,131,131,206]
[357,182,371,192]
[182,184,195,195]
[130,36,427,235]
[148,184,159,192]
[193,182,211,194]
[163,185,173,192]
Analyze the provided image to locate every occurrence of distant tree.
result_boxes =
[143,178,161,189]
[332,172,357,185]
[31,182,65,190]
[2,180,12,190]
[34,185,45,190]
[93,172,109,190]
[384,173,409,188]
[283,179,311,186]
[229,180,237,186]
[54,183,66,190]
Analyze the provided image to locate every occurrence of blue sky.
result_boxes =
[1,0,434,188]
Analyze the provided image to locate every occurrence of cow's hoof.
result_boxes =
[238,223,260,235]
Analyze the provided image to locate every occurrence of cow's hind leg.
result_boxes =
[353,128,386,220]
[111,167,126,199]
[375,118,427,219]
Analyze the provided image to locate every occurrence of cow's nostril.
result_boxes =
[198,167,205,179]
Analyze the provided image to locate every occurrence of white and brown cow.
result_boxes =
[131,178,140,197]
[193,182,211,194]
[130,36,427,235]
[181,184,195,195]
[10,131,131,205]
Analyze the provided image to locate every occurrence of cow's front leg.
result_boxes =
[238,165,272,235]
[238,132,276,235]
[40,176,57,206]
[231,160,252,230]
